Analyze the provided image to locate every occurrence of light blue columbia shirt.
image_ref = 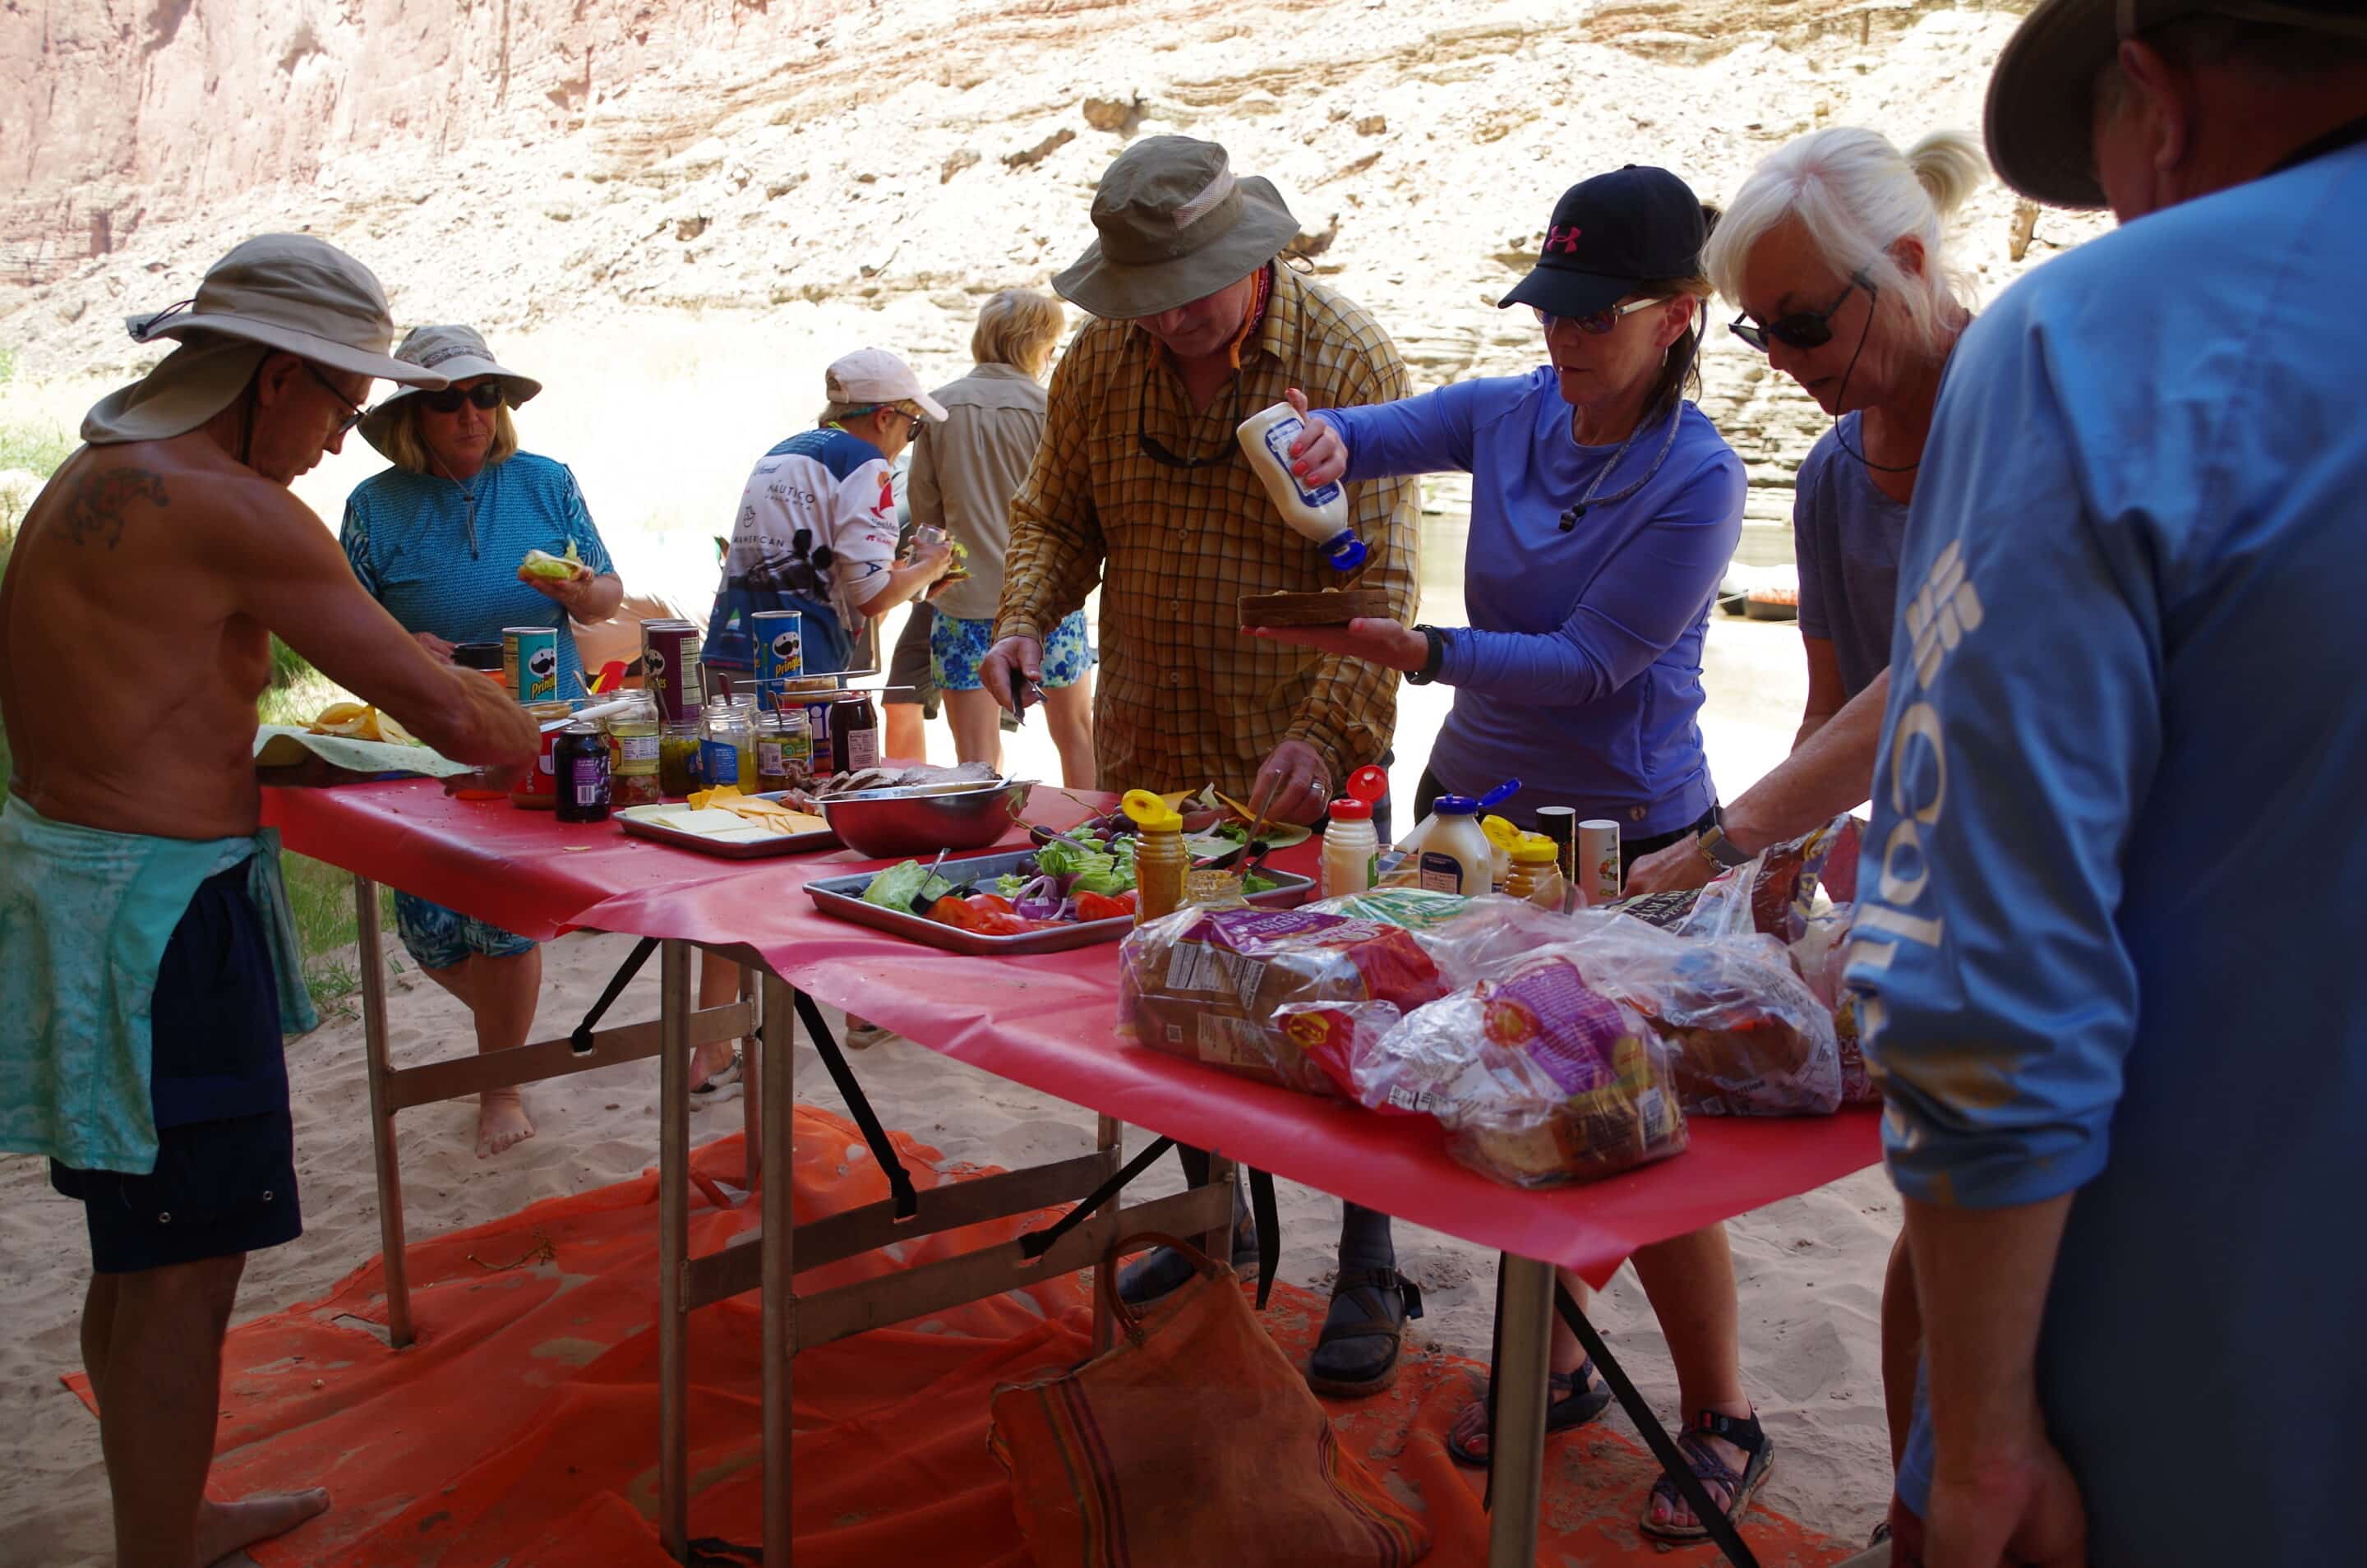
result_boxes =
[1854,137,2367,1566]
[1320,371,1743,833]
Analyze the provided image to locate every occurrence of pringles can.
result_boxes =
[503,626,560,703]
[641,620,705,724]
[752,610,805,696]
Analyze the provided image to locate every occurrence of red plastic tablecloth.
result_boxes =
[266,780,1880,1282]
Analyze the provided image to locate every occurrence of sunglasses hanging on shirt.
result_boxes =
[1136,367,1251,470]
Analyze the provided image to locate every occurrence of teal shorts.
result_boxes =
[930,609,1093,693]
[394,892,537,971]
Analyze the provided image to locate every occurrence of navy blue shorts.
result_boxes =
[49,864,302,1274]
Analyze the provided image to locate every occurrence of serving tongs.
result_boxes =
[1195,796,1277,874]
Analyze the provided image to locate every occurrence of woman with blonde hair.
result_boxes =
[908,288,1097,785]
[1622,126,1986,1535]
[343,323,625,1157]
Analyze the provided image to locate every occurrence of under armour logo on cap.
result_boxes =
[1547,226,1584,253]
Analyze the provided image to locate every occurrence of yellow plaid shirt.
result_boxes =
[995,268,1419,799]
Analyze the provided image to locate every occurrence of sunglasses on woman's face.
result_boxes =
[1729,271,1874,353]
[1531,297,1668,336]
[421,383,506,415]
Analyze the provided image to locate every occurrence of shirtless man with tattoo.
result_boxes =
[0,235,538,1567]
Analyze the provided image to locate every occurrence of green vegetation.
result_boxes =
[0,418,73,478]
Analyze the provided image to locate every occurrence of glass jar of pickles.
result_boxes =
[605,691,662,808]
[658,718,703,797]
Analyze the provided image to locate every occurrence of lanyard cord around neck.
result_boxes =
[1558,336,1695,532]
[427,453,480,558]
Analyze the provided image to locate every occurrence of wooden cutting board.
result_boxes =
[1238,588,1393,628]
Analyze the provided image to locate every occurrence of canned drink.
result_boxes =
[502,626,561,703]
[753,610,805,692]
[641,620,706,724]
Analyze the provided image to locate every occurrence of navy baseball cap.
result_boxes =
[1499,165,1709,320]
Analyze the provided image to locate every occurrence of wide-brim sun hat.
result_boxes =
[81,233,441,445]
[1053,136,1302,319]
[1498,165,1708,321]
[358,324,546,458]
[1986,0,2367,210]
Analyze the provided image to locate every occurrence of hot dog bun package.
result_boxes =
[1340,951,1686,1188]
[1119,907,1454,1095]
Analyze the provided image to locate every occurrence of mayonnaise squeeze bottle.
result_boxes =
[1319,765,1390,900]
[1404,779,1519,897]
[1236,403,1366,571]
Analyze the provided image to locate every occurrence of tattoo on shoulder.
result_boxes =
[63,467,170,550]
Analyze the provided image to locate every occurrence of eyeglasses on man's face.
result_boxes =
[303,362,366,436]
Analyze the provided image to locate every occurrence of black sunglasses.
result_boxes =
[1137,370,1250,470]
[1729,270,1875,353]
[302,362,366,436]
[421,383,507,415]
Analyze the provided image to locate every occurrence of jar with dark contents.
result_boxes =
[829,689,880,773]
[553,722,611,823]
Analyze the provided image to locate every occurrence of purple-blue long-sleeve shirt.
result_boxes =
[1317,368,1744,834]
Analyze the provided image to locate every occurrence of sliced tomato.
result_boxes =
[1075,889,1138,923]
[965,893,1017,915]
[928,895,1030,936]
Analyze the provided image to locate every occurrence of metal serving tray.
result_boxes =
[805,846,1314,955]
[616,796,841,859]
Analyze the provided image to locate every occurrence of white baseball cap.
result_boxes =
[824,348,948,422]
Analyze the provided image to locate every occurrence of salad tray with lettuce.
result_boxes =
[804,837,1313,955]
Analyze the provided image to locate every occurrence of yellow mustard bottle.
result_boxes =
[1122,789,1188,925]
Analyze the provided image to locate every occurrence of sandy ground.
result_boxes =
[0,597,1902,1566]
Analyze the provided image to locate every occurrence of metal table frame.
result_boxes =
[348,873,1743,1568]
[348,875,1236,1562]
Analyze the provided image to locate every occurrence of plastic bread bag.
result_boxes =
[1306,886,1475,930]
[1606,814,1865,941]
[1790,902,1880,1105]
[1547,911,1843,1117]
[1118,906,1452,1095]
[1345,952,1686,1189]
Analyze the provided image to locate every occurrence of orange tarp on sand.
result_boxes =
[69,1109,1850,1567]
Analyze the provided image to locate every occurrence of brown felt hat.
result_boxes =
[1986,0,2367,209]
[1053,136,1300,319]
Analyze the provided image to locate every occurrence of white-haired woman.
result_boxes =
[344,324,625,1159]
[1623,128,1986,1520]
[907,289,1097,786]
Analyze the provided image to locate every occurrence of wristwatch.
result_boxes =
[1695,819,1755,870]
[1405,624,1447,685]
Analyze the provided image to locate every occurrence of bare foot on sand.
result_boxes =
[191,1488,330,1565]
[477,1087,535,1158]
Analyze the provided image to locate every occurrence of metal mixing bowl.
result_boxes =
[819,779,1036,859]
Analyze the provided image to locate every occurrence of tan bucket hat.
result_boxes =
[81,233,440,445]
[1053,136,1300,319]
[358,324,545,459]
[1986,0,2367,209]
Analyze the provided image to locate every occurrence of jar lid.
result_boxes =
[1327,800,1373,822]
[563,721,601,736]
[1120,788,1183,832]
[1431,794,1479,816]
[1511,837,1561,865]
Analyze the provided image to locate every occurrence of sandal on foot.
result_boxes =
[1639,1408,1775,1543]
[1446,1358,1612,1466]
[1306,1267,1424,1397]
[690,1051,743,1099]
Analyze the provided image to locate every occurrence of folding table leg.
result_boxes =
[1198,1151,1237,1266]
[657,939,693,1561]
[759,969,796,1566]
[740,966,761,1191]
[1091,1114,1123,1355]
[1485,1253,1555,1568]
[353,875,413,1350]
